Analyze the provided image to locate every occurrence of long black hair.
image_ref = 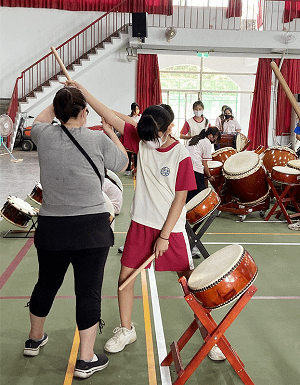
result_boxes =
[137,104,173,142]
[130,103,139,117]
[53,87,86,124]
[188,126,221,146]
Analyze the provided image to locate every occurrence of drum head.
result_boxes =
[186,187,211,212]
[188,245,244,291]
[223,151,260,176]
[236,133,248,152]
[273,165,300,175]
[287,159,300,171]
[8,196,36,216]
[207,160,222,169]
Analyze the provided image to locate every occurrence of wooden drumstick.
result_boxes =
[118,253,156,291]
[270,61,300,120]
[50,46,72,81]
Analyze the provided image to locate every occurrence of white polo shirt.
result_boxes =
[186,137,212,174]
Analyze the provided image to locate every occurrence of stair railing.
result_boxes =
[7,0,130,132]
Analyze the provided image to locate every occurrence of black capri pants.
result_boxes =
[186,171,206,203]
[29,247,109,331]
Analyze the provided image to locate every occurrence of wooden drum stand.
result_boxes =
[161,277,257,385]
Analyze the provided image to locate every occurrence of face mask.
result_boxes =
[144,133,168,150]
[194,110,203,117]
[225,114,232,119]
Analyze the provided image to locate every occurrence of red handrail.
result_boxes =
[7,0,130,131]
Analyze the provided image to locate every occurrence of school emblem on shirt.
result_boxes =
[160,167,170,177]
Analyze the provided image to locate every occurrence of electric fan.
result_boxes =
[0,114,23,162]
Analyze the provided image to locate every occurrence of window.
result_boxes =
[159,58,257,138]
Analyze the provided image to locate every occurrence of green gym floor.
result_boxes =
[0,149,299,385]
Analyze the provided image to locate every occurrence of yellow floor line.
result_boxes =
[141,269,157,385]
[63,327,80,385]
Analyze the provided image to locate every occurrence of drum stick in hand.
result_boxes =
[270,61,300,120]
[50,46,72,81]
[119,254,156,291]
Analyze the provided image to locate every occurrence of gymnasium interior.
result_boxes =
[1,1,300,384]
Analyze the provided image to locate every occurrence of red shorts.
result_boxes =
[121,221,194,272]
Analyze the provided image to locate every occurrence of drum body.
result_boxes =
[219,133,236,149]
[262,146,297,174]
[212,147,236,164]
[28,182,43,204]
[188,244,258,309]
[186,187,220,225]
[207,160,223,192]
[271,166,300,185]
[0,196,36,227]
[223,151,268,205]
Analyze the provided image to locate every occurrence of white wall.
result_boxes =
[1,6,299,140]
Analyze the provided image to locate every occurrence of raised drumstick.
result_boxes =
[50,46,72,81]
[270,61,300,119]
[118,254,156,291]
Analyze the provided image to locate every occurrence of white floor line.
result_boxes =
[203,242,300,246]
[235,220,286,223]
[148,265,172,385]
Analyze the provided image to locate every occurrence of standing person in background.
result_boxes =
[24,85,128,380]
[124,103,140,176]
[180,101,210,141]
[294,120,300,158]
[103,169,123,215]
[287,121,300,231]
[215,106,241,134]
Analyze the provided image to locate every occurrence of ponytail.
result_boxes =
[137,105,173,142]
[53,87,86,124]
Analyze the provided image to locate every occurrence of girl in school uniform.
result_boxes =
[65,80,225,361]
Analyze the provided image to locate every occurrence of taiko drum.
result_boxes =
[0,196,37,228]
[212,147,236,164]
[188,244,258,309]
[28,182,43,204]
[262,146,297,175]
[271,166,300,185]
[186,187,220,225]
[223,151,268,205]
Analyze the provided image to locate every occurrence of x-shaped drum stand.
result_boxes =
[161,276,257,385]
[265,176,300,224]
[3,216,38,238]
[185,208,219,260]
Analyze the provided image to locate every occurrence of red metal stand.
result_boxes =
[264,176,300,224]
[161,277,257,385]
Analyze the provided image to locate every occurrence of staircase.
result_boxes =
[7,0,131,150]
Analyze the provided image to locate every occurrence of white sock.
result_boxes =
[84,353,97,363]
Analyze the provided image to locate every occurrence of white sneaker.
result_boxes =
[124,171,131,176]
[288,221,300,231]
[208,345,226,361]
[104,324,137,353]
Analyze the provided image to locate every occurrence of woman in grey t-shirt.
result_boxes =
[23,86,128,379]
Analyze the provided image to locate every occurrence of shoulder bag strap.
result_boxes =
[61,124,102,187]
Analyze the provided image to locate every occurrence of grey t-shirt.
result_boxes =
[31,122,127,216]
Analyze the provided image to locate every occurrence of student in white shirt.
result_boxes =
[180,100,210,140]
[186,126,221,202]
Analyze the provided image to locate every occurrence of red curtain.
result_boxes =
[257,0,263,28]
[0,0,172,14]
[136,54,162,113]
[226,0,242,18]
[247,58,272,150]
[283,1,300,23]
[276,59,300,136]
